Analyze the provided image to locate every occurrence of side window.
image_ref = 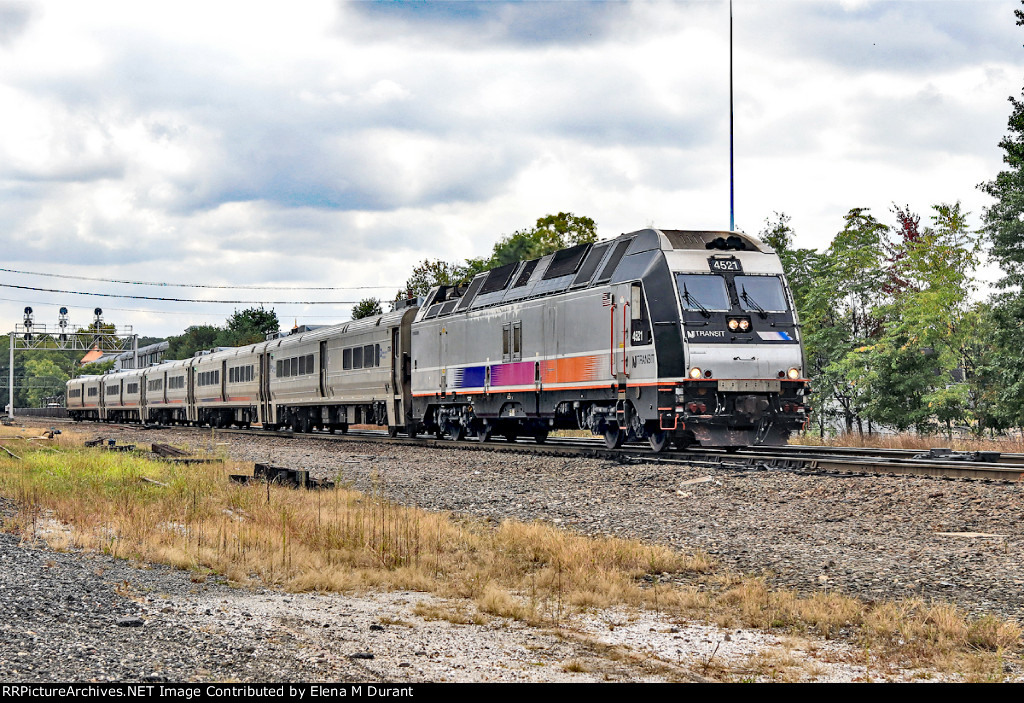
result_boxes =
[299,356,306,375]
[276,360,283,377]
[306,354,314,374]
[343,348,352,370]
[512,321,522,362]
[290,357,298,376]
[502,324,511,363]
[374,344,381,367]
[353,346,363,369]
[363,345,374,368]
[629,282,652,346]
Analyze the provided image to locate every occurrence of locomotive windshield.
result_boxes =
[734,275,788,312]
[675,274,730,311]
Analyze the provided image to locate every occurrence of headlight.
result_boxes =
[788,367,801,379]
[727,317,752,332]
[689,367,702,379]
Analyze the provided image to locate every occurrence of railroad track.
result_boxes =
[25,417,1024,483]
[219,426,1024,483]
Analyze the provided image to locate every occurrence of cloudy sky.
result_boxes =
[0,0,1020,338]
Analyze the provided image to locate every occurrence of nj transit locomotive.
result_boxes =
[66,229,810,451]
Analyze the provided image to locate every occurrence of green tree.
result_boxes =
[400,212,601,299]
[165,325,221,360]
[832,204,980,434]
[351,298,383,320]
[467,212,599,275]
[23,356,68,408]
[978,1,1024,429]
[398,259,467,299]
[759,212,821,318]
[73,360,115,378]
[224,307,279,345]
[802,208,889,434]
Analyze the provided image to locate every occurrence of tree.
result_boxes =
[73,360,115,378]
[399,213,601,300]
[165,325,222,360]
[469,212,599,274]
[801,208,889,434]
[23,356,68,408]
[978,1,1024,429]
[225,307,279,345]
[351,298,383,320]
[759,212,821,317]
[828,203,981,434]
[398,259,468,300]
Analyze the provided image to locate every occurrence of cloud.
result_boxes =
[341,0,632,48]
[739,1,1019,75]
[0,1,35,47]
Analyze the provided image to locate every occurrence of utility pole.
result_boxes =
[729,0,735,232]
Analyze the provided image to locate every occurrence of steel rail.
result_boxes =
[33,418,1024,483]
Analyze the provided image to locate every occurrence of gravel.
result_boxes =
[4,420,1024,681]
[0,502,668,683]
[170,427,1024,622]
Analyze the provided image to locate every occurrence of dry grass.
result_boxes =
[0,427,707,621]
[0,425,1020,679]
[794,430,1024,454]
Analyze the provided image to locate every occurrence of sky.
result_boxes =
[0,0,1020,338]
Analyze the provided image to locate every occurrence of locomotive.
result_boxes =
[67,228,810,451]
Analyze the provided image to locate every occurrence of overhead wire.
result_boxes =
[0,295,350,319]
[0,267,398,291]
[0,282,363,305]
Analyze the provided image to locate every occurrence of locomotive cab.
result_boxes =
[641,230,810,448]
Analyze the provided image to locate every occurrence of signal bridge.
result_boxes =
[7,306,138,418]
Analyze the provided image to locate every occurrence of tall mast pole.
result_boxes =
[729,0,735,232]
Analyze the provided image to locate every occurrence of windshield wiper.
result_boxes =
[739,285,769,319]
[682,283,711,318]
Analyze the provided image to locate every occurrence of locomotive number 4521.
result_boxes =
[708,257,743,273]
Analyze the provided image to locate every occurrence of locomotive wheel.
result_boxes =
[503,429,518,443]
[648,431,670,453]
[300,416,313,434]
[603,427,625,449]
[533,428,548,444]
[476,424,492,442]
[387,426,399,438]
[673,436,693,451]
[446,422,465,441]
[406,423,419,438]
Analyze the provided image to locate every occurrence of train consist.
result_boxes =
[66,228,811,451]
